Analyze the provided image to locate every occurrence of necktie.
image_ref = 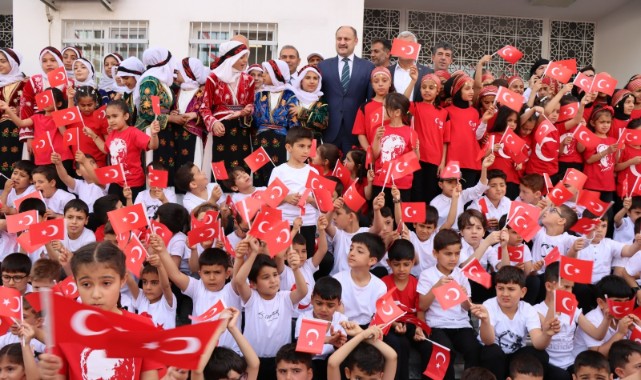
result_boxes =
[341,57,350,92]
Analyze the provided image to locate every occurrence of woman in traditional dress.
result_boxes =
[115,56,144,125]
[287,65,328,142]
[0,48,25,185]
[98,52,125,104]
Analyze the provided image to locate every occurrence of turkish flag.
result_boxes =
[501,128,527,157]
[28,218,65,246]
[563,168,588,190]
[544,61,573,84]
[6,210,38,233]
[260,178,288,209]
[116,231,131,250]
[499,246,525,264]
[150,95,161,115]
[631,325,641,344]
[400,202,426,223]
[535,120,558,145]
[192,210,220,229]
[508,201,541,222]
[573,72,593,93]
[0,287,22,320]
[555,289,578,320]
[296,318,329,355]
[235,197,263,225]
[188,221,220,247]
[148,168,168,188]
[461,258,492,289]
[607,298,635,319]
[313,189,335,213]
[35,89,54,110]
[47,66,68,87]
[249,209,282,240]
[96,105,107,121]
[440,160,461,180]
[374,288,406,326]
[577,190,610,217]
[432,280,467,311]
[557,59,577,74]
[332,160,351,188]
[189,299,225,323]
[306,170,337,195]
[17,230,45,253]
[366,146,373,168]
[544,247,561,266]
[496,45,523,64]
[343,183,366,213]
[389,151,421,179]
[150,220,173,246]
[63,127,80,147]
[53,275,79,299]
[211,161,229,181]
[623,129,641,146]
[390,38,421,61]
[560,256,593,284]
[573,124,599,150]
[107,203,149,235]
[508,206,540,242]
[543,173,554,192]
[309,139,317,158]
[263,220,292,257]
[424,342,451,380]
[124,234,148,275]
[590,72,617,96]
[95,164,126,185]
[51,106,83,127]
[478,198,489,215]
[570,218,601,236]
[298,188,312,211]
[496,86,524,113]
[244,146,271,172]
[548,182,574,206]
[559,102,579,121]
[33,137,49,156]
[223,235,236,257]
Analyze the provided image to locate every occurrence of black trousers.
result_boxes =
[412,161,441,204]
[383,323,432,380]
[430,327,482,380]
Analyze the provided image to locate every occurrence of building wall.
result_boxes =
[13,0,365,75]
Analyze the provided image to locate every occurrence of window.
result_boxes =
[189,22,278,67]
[62,20,149,78]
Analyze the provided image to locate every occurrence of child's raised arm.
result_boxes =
[233,236,260,303]
[147,120,160,150]
[287,248,308,305]
[324,197,343,238]
[311,214,329,268]
[441,185,460,230]
[149,234,173,307]
[51,152,76,190]
[19,322,41,380]
[125,269,140,301]
[75,151,104,188]
[156,235,190,292]
[613,197,631,227]
[369,192,385,235]
[82,127,106,154]
[577,311,610,341]
[0,100,33,128]
[226,307,260,380]
[470,303,495,346]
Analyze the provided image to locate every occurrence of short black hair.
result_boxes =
[595,274,634,301]
[311,276,342,301]
[223,166,248,190]
[461,367,496,380]
[371,38,391,52]
[276,343,312,369]
[431,41,454,55]
[1,253,32,275]
[325,175,344,196]
[92,194,120,225]
[433,229,461,251]
[106,98,130,116]
[174,163,196,193]
[387,239,415,261]
[18,198,46,217]
[487,169,507,183]
[495,266,526,288]
[48,87,67,109]
[574,350,610,374]
[630,196,641,212]
[155,203,189,234]
[199,248,231,269]
[64,199,89,217]
[458,209,488,231]
[292,233,306,246]
[285,126,314,146]
[344,342,385,373]
[558,204,578,231]
[609,340,641,372]
[12,160,35,177]
[203,346,247,380]
[351,232,385,262]
[425,205,439,226]
[379,206,393,219]
[543,261,559,284]
[32,165,57,182]
[509,353,544,378]
[248,254,277,283]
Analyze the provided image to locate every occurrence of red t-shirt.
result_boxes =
[55,310,165,378]
[488,131,521,184]
[608,118,630,140]
[616,144,641,197]
[105,127,150,187]
[445,105,481,170]
[69,111,109,167]
[410,102,449,166]
[352,99,384,143]
[372,125,416,189]
[32,114,74,165]
[525,124,560,176]
[630,108,641,120]
[558,121,583,164]
[583,135,617,191]
[381,274,419,322]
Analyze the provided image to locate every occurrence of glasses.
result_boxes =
[2,274,27,283]
[223,374,248,380]
[549,207,562,216]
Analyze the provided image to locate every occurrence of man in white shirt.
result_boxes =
[388,31,433,102]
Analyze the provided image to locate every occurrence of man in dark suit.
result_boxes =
[388,31,433,102]
[319,26,374,154]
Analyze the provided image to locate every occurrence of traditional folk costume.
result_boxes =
[61,46,82,79]
[98,52,125,105]
[115,56,144,125]
[72,58,97,89]
[287,65,328,142]
[0,48,25,183]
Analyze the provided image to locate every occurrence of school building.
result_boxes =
[3,0,640,82]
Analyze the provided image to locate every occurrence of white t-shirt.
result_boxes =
[0,331,46,353]
[533,301,581,369]
[167,232,191,274]
[410,231,436,277]
[0,231,19,261]
[329,227,369,275]
[576,238,624,284]
[69,180,107,213]
[6,185,35,208]
[481,297,541,354]
[226,187,266,204]
[62,228,96,252]
[468,196,511,229]
[486,244,533,271]
[294,309,348,359]
[134,290,177,329]
[531,229,578,274]
[430,180,488,230]
[134,188,177,219]
[280,258,318,317]
[243,289,296,357]
[268,163,319,226]
[416,266,472,329]
[614,217,634,244]
[43,189,76,215]
[625,251,641,278]
[182,182,223,215]
[573,307,618,358]
[332,270,386,325]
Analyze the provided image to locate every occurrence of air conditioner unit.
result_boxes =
[529,0,576,7]
[40,0,114,11]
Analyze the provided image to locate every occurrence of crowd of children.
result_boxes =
[1,32,641,380]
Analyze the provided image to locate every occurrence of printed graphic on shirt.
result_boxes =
[380,134,406,162]
[80,348,135,379]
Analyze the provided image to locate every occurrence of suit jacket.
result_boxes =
[319,56,374,148]
[388,63,433,102]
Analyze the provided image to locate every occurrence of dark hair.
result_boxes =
[318,143,340,171]
[326,176,344,196]
[23,293,42,317]
[174,163,196,192]
[431,41,454,55]
[45,87,67,109]
[630,196,641,212]
[248,254,277,283]
[106,99,130,116]
[347,150,367,185]
[203,346,247,380]
[199,248,231,269]
[384,92,411,125]
[351,232,385,262]
[461,367,496,380]
[1,253,32,275]
[574,350,610,374]
[424,205,439,226]
[73,85,101,107]
[0,343,23,367]
[312,276,342,301]
[457,209,488,231]
[520,173,544,193]
[276,343,312,368]
[18,198,46,217]
[344,342,385,373]
[140,262,159,277]
[433,229,461,251]
[71,242,126,278]
[371,38,392,52]
[388,239,415,261]
[544,262,560,284]
[279,45,300,58]
[292,233,306,247]
[487,169,507,183]
[146,160,166,172]
[629,118,641,130]
[12,160,35,177]
[379,206,393,220]
[30,258,62,282]
[582,210,607,222]
[509,353,544,377]
[635,217,641,235]
[495,266,526,287]
[32,165,57,182]
[490,106,519,134]
[588,104,614,130]
[595,274,634,301]
[609,340,641,372]
[64,198,89,217]
[92,194,120,225]
[155,203,189,234]
[558,204,578,232]
[285,126,314,146]
[103,221,115,235]
[223,166,249,190]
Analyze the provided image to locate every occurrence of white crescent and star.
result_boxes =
[435,352,447,365]
[256,152,266,163]
[579,131,590,143]
[44,225,59,237]
[403,207,415,219]
[597,79,609,89]
[21,215,34,225]
[71,310,110,336]
[36,140,46,149]
[403,45,415,56]
[131,246,144,261]
[611,305,623,315]
[561,297,573,312]
[158,337,201,355]
[257,221,269,234]
[276,227,290,244]
[66,282,78,296]
[500,47,512,57]
[40,94,50,105]
[64,111,77,121]
[305,328,320,342]
[445,288,461,301]
[468,266,480,278]
[271,186,283,199]
[381,302,395,316]
[127,212,140,224]
[551,188,563,200]
[563,263,576,276]
[54,72,65,81]
[513,216,526,228]
[106,168,119,178]
[9,297,21,313]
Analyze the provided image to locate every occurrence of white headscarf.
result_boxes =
[61,47,82,79]
[0,48,24,87]
[287,65,323,105]
[98,52,124,92]
[116,57,144,94]
[178,57,210,91]
[261,59,290,93]
[38,47,64,88]
[135,47,178,105]
[72,58,96,88]
[212,41,249,84]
